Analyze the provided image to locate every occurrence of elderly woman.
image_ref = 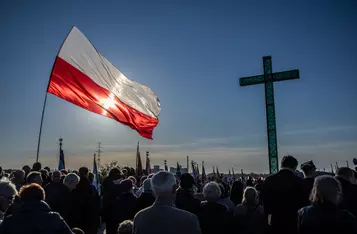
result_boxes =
[0,179,17,223]
[298,175,357,234]
[0,183,73,233]
[234,186,266,234]
[63,173,80,191]
[197,182,232,234]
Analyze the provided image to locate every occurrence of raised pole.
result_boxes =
[263,56,279,174]
[35,26,75,163]
[187,156,189,173]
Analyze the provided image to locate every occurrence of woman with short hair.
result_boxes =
[0,183,73,233]
[298,175,357,234]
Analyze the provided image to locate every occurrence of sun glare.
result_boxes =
[102,93,116,115]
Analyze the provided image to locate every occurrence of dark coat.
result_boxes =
[44,182,71,222]
[197,201,232,234]
[230,180,244,206]
[263,169,306,234]
[71,177,100,234]
[133,201,201,234]
[175,188,201,215]
[298,204,357,234]
[106,193,137,234]
[102,183,122,223]
[336,177,357,217]
[234,203,266,234]
[0,201,73,234]
[136,192,155,213]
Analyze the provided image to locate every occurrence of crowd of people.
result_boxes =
[0,155,357,234]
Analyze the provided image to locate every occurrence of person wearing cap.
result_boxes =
[301,160,317,205]
[175,173,201,215]
[106,179,138,234]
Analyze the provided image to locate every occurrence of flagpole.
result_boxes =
[36,26,75,162]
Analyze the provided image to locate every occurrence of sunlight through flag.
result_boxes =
[48,26,161,139]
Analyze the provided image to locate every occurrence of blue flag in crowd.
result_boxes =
[58,149,65,170]
[93,154,101,195]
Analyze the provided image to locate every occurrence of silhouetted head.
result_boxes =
[179,173,195,190]
[22,165,31,176]
[52,170,62,183]
[242,186,258,205]
[280,155,298,171]
[32,162,42,172]
[64,173,80,191]
[120,179,133,194]
[301,160,316,178]
[79,167,89,178]
[151,171,177,198]
[26,171,43,186]
[118,220,133,234]
[336,167,354,184]
[203,182,221,203]
[0,179,17,213]
[109,168,122,180]
[310,175,341,206]
[12,170,25,184]
[19,183,45,202]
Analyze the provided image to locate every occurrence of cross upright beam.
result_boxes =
[239,56,300,174]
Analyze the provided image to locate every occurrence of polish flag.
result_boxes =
[48,27,160,139]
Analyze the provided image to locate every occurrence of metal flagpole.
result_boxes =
[36,26,75,162]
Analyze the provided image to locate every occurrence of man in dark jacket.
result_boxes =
[301,160,317,206]
[106,179,138,234]
[72,167,100,234]
[175,173,201,215]
[263,155,306,234]
[0,183,73,234]
[335,167,357,217]
[44,170,71,223]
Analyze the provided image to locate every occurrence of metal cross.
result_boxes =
[239,56,300,174]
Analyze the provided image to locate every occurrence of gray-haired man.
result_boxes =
[133,171,201,234]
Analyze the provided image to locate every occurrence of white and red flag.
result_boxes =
[48,27,160,139]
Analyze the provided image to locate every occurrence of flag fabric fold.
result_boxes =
[145,152,151,175]
[201,161,206,183]
[58,149,65,170]
[136,142,143,176]
[48,27,161,139]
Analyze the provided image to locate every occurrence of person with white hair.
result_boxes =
[197,182,232,234]
[0,179,17,223]
[63,173,80,191]
[133,171,201,234]
[298,175,357,234]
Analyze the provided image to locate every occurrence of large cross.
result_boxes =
[239,56,300,174]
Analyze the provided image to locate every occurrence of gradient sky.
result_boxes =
[1,1,357,173]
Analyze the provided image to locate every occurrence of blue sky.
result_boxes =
[1,0,356,173]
